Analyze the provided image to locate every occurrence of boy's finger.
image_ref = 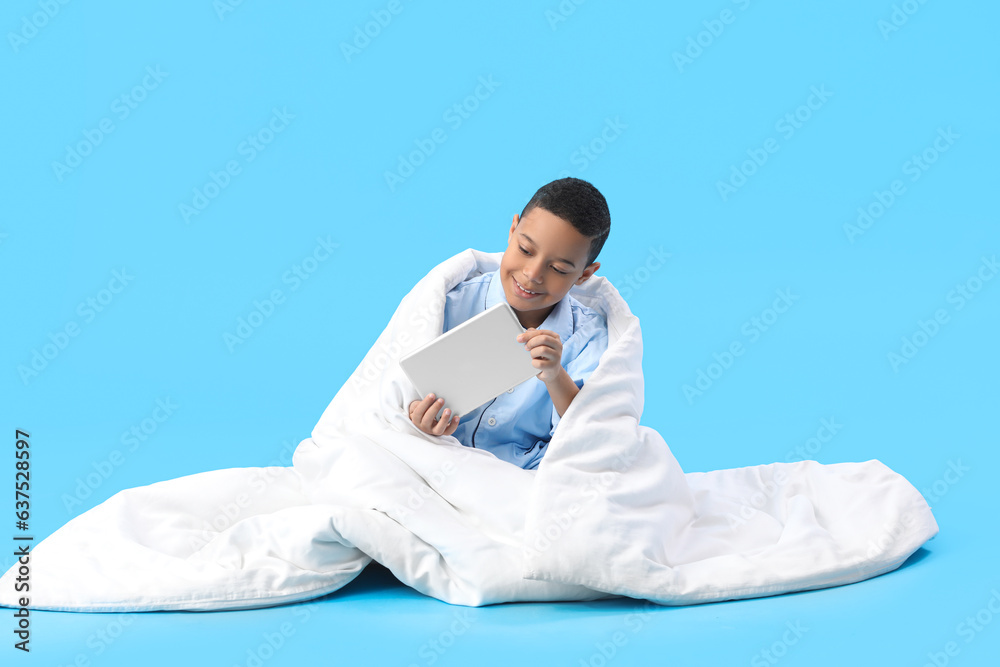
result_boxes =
[425,407,440,430]
[516,329,540,342]
[436,408,452,431]
[432,402,448,427]
[521,331,557,346]
[433,412,448,435]
[421,397,442,419]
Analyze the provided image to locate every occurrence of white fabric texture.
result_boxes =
[0,248,939,612]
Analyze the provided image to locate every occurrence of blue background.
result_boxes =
[2,1,998,665]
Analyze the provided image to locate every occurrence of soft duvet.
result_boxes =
[0,248,939,612]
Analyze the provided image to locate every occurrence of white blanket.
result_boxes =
[0,248,939,612]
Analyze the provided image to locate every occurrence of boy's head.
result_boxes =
[499,178,611,329]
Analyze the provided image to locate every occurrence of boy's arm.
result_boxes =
[545,367,581,419]
[522,320,605,421]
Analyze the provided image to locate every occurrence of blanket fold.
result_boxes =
[0,248,938,612]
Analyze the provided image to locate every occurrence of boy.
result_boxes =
[408,177,611,470]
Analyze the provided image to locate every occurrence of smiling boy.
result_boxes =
[408,177,611,469]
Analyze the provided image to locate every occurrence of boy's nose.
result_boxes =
[521,275,542,290]
[522,263,543,283]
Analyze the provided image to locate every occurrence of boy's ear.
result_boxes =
[577,262,600,283]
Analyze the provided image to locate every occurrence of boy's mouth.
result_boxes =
[512,277,544,299]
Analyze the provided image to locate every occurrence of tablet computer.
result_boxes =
[399,302,540,420]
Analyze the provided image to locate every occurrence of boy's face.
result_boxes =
[500,206,600,329]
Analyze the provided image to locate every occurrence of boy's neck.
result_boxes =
[516,303,556,330]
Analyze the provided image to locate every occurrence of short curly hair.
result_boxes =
[518,177,611,267]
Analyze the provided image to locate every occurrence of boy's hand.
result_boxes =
[408,393,461,437]
[517,328,564,383]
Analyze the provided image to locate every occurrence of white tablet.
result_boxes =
[399,302,540,420]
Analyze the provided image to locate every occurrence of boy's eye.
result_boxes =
[519,246,569,275]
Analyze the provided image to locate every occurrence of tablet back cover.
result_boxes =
[399,302,539,419]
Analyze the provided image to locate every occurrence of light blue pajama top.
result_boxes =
[441,267,609,470]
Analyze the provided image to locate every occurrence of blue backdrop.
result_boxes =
[2,1,997,665]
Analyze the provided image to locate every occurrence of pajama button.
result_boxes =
[507,388,513,393]
[488,417,496,425]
